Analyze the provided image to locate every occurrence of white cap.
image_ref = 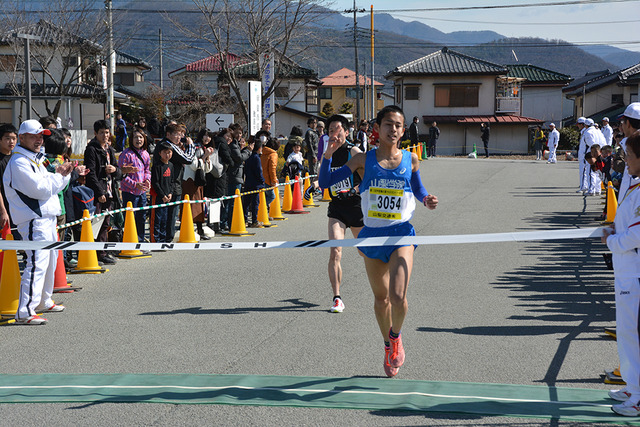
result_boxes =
[602,117,609,122]
[623,102,640,121]
[577,117,586,124]
[549,123,555,127]
[18,119,51,136]
[585,118,594,126]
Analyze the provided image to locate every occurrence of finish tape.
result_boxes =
[0,227,603,251]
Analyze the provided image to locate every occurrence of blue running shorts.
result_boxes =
[357,222,416,263]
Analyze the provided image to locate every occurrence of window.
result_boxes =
[612,94,623,105]
[405,86,419,100]
[395,85,402,103]
[136,71,144,83]
[318,87,332,99]
[114,72,135,86]
[63,56,79,67]
[434,85,479,107]
[274,86,289,98]
[0,55,19,70]
[345,88,363,99]
[306,87,318,112]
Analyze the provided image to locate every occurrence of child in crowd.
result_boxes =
[588,144,604,196]
[150,142,174,243]
[282,140,305,179]
[602,132,640,417]
[319,105,438,377]
[118,127,151,242]
[243,139,265,227]
[602,145,613,184]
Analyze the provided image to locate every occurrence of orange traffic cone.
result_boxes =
[0,223,10,279]
[69,210,108,274]
[0,234,20,318]
[285,175,310,214]
[417,143,423,159]
[603,181,617,225]
[320,188,331,202]
[282,176,293,212]
[226,189,255,236]
[269,186,287,221]
[53,250,82,293]
[257,190,276,228]
[302,172,319,208]
[178,195,198,243]
[118,201,151,258]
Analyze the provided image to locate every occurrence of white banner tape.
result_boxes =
[0,227,603,251]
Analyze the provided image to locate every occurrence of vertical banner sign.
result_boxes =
[248,81,262,136]
[261,52,275,129]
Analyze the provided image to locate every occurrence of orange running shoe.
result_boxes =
[388,330,405,368]
[384,346,399,377]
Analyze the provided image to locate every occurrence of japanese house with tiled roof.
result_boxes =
[562,62,640,125]
[319,68,385,121]
[0,19,152,132]
[169,52,322,136]
[384,47,571,155]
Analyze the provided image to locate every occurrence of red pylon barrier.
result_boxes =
[285,175,310,214]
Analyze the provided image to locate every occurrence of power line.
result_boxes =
[388,14,639,26]
[372,0,639,13]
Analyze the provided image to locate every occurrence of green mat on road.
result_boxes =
[0,373,636,424]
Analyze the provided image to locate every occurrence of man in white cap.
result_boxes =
[618,103,640,203]
[2,119,77,325]
[602,117,613,146]
[576,117,587,192]
[546,123,559,164]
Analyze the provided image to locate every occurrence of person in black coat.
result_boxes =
[83,120,123,264]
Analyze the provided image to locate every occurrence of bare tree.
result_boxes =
[0,0,131,120]
[168,0,328,124]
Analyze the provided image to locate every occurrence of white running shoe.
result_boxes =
[612,398,640,416]
[609,388,632,402]
[331,298,344,313]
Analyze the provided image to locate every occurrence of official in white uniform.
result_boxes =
[602,117,614,146]
[546,123,559,164]
[603,131,640,416]
[3,120,74,325]
[576,117,587,192]
[618,103,640,205]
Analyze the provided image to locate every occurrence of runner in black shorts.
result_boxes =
[324,115,364,313]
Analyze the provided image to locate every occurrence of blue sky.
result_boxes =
[332,0,640,52]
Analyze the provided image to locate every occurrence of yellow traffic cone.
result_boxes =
[282,175,293,212]
[227,189,255,236]
[269,186,287,221]
[603,181,617,225]
[178,195,197,243]
[302,172,319,208]
[117,202,151,259]
[70,210,108,274]
[0,234,20,319]
[257,190,276,228]
[320,188,331,202]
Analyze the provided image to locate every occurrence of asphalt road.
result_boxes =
[0,157,622,426]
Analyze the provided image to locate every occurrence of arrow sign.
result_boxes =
[206,114,234,131]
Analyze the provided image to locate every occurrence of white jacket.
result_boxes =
[547,129,559,148]
[607,181,640,278]
[2,145,70,225]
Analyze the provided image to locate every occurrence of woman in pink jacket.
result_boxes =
[118,127,151,242]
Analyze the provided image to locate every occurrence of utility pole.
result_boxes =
[105,0,114,133]
[370,5,375,119]
[159,28,163,89]
[15,33,40,120]
[346,1,365,124]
